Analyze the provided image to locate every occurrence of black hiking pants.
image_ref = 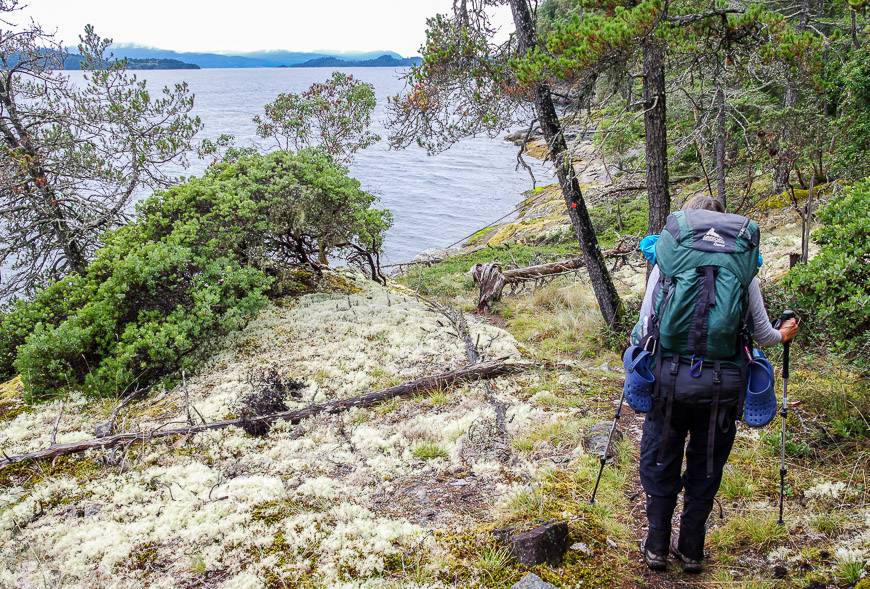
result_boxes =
[639,400,738,560]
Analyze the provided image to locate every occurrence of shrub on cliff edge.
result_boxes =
[1,149,391,400]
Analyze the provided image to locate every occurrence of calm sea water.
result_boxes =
[69,67,544,265]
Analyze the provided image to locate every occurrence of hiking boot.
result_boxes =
[670,538,704,573]
[641,541,667,571]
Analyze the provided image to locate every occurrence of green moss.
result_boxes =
[0,455,101,490]
[125,542,160,572]
[189,554,207,575]
[432,512,622,588]
[0,376,28,421]
[755,181,837,211]
[465,227,497,246]
[250,498,306,525]
[587,195,649,249]
[322,272,363,295]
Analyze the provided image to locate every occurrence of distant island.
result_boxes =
[62,54,200,70]
[291,54,422,68]
[122,58,200,70]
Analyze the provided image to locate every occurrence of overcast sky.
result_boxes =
[14,0,514,56]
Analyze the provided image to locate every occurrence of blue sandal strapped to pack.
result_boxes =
[623,342,656,413]
[743,348,776,428]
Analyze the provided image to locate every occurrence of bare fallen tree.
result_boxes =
[0,358,530,469]
[470,239,639,313]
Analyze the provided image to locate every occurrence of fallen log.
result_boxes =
[0,359,530,469]
[470,240,639,312]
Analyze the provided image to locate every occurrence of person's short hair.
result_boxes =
[682,194,725,213]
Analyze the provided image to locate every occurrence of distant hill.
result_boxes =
[63,54,199,70]
[291,54,423,68]
[100,45,414,69]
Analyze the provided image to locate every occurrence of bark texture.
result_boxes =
[714,84,727,209]
[643,40,671,234]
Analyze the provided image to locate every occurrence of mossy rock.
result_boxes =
[465,226,497,247]
[756,181,836,211]
[488,224,521,246]
[0,375,26,421]
[321,271,363,295]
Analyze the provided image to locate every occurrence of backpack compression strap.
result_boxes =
[687,265,718,358]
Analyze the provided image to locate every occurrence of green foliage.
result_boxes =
[0,275,96,382]
[14,250,269,400]
[515,2,660,83]
[833,46,870,180]
[387,11,519,154]
[785,179,870,364]
[0,22,202,298]
[255,71,379,163]
[1,150,391,401]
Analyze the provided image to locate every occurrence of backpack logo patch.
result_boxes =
[702,227,726,248]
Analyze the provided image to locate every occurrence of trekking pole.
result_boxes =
[590,389,625,505]
[774,309,796,525]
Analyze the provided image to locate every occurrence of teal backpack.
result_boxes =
[651,209,760,361]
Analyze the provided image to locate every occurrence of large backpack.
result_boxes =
[647,209,761,478]
[651,209,760,361]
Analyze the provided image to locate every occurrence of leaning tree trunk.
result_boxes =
[0,76,88,275]
[643,39,670,234]
[508,0,623,328]
[714,83,727,209]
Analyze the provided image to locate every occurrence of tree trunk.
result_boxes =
[508,0,623,328]
[714,84,727,209]
[774,0,811,194]
[643,40,670,234]
[801,173,815,264]
[0,77,88,275]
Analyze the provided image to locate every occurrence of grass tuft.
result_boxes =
[412,441,448,460]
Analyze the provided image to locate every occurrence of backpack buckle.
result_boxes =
[690,355,705,379]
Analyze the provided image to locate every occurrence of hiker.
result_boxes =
[632,195,799,573]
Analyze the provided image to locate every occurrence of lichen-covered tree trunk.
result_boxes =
[508,0,622,328]
[714,84,727,209]
[643,40,670,234]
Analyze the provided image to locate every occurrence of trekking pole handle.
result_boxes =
[775,310,795,380]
